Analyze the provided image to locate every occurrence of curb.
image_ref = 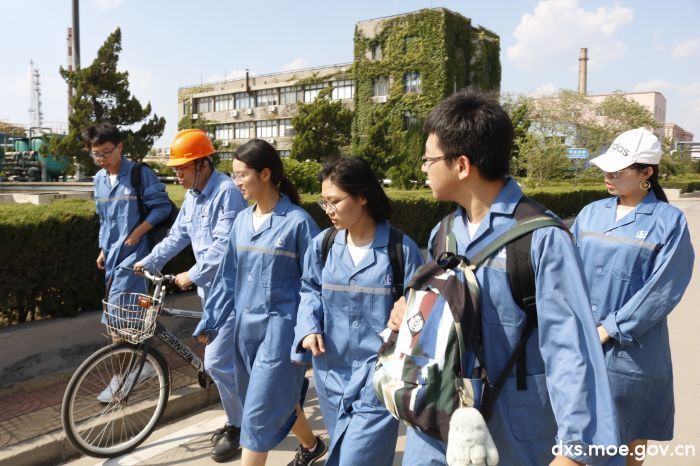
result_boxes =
[0,382,220,466]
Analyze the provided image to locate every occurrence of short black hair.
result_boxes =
[81,123,121,148]
[319,155,391,223]
[423,89,513,180]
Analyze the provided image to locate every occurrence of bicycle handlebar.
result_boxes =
[143,269,176,284]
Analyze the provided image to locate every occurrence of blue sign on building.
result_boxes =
[567,148,589,159]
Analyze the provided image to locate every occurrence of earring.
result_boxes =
[640,180,651,191]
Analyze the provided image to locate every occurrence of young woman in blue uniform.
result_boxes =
[294,156,424,466]
[572,128,695,466]
[194,139,324,466]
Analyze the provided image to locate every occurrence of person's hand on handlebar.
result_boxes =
[133,261,146,276]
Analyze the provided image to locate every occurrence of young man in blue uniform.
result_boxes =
[388,90,621,465]
[88,123,172,307]
[135,129,247,462]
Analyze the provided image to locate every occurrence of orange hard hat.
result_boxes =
[167,129,215,166]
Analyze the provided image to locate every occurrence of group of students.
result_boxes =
[88,88,694,466]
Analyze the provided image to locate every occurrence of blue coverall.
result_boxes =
[139,169,247,427]
[403,178,622,466]
[94,157,170,304]
[293,222,424,466]
[572,192,694,444]
[195,194,320,452]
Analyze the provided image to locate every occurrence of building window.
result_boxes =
[195,97,213,113]
[234,122,254,139]
[279,119,296,137]
[280,86,299,105]
[214,94,233,112]
[215,124,234,141]
[404,111,418,130]
[304,83,327,103]
[235,92,253,109]
[278,150,291,158]
[371,45,383,60]
[403,72,421,94]
[256,89,278,107]
[182,100,191,115]
[372,77,389,97]
[331,80,354,100]
[256,120,278,138]
[404,35,418,51]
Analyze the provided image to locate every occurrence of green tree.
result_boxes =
[516,132,570,187]
[51,28,165,173]
[292,88,353,162]
[501,93,531,176]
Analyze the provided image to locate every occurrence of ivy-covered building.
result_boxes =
[175,8,500,168]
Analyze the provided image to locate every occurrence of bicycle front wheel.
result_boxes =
[61,342,170,457]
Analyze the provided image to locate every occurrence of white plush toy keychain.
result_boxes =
[446,406,499,466]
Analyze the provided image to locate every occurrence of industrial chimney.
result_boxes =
[578,48,588,95]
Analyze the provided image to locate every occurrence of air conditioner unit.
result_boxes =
[266,105,277,113]
[245,108,253,115]
[222,141,230,146]
[230,110,238,118]
[191,113,199,119]
[269,138,276,145]
[376,95,387,103]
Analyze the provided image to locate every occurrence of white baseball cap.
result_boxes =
[590,127,662,173]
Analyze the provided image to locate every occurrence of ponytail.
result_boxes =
[279,175,301,205]
[634,163,667,203]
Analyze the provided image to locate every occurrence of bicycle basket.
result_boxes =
[103,293,162,344]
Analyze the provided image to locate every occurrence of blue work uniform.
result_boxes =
[293,222,424,466]
[139,169,247,427]
[94,156,171,304]
[403,178,621,466]
[196,194,319,452]
[572,191,694,444]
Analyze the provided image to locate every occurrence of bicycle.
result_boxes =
[61,270,211,458]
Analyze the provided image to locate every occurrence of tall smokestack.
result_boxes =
[578,48,588,95]
[67,27,73,115]
[72,0,80,70]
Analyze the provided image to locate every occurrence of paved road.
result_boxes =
[62,199,700,466]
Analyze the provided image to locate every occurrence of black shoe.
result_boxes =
[210,424,227,445]
[210,425,241,463]
[287,436,327,466]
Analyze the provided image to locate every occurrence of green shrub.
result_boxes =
[0,199,194,326]
[283,158,322,193]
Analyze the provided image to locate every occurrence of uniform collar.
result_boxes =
[116,156,131,178]
[197,169,222,199]
[488,177,524,216]
[333,220,390,248]
[603,191,658,215]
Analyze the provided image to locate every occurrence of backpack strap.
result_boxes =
[387,226,405,301]
[321,228,339,266]
[131,162,147,223]
[476,197,566,420]
[432,212,457,257]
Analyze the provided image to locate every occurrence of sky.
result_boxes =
[1,0,699,147]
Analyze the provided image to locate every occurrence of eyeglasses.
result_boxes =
[232,171,252,182]
[421,155,452,167]
[173,161,196,173]
[317,194,351,214]
[90,145,118,160]
[604,168,632,179]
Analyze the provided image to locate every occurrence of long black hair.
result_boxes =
[233,139,300,205]
[631,163,668,203]
[319,155,391,222]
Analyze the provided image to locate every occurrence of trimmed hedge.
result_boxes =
[5,180,695,325]
[0,199,194,326]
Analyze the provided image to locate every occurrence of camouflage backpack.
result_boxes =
[373,198,565,442]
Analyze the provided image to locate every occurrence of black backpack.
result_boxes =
[431,196,568,420]
[131,162,179,249]
[321,226,405,302]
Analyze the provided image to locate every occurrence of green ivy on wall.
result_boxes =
[351,8,501,182]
